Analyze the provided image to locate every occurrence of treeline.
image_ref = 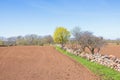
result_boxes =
[0,34,53,46]
[106,39,120,45]
[53,27,106,54]
[0,26,119,54]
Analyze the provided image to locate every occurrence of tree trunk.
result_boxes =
[81,45,85,52]
[82,47,85,52]
[61,43,64,48]
[91,48,94,54]
[86,46,94,54]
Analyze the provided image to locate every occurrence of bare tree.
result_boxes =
[16,35,45,46]
[24,34,39,45]
[80,31,105,54]
[80,31,93,51]
[43,35,53,44]
[72,27,105,54]
[5,37,17,46]
[71,27,81,43]
[71,27,82,50]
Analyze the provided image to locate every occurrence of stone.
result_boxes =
[63,46,120,72]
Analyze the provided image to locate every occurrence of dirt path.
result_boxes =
[0,46,99,80]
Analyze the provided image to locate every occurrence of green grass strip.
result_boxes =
[56,46,120,80]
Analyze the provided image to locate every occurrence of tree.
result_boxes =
[16,36,26,45]
[80,31,93,52]
[53,27,70,47]
[43,35,53,44]
[71,27,82,50]
[0,40,4,46]
[71,27,105,54]
[116,38,120,45]
[24,34,39,45]
[0,37,4,46]
[5,37,17,46]
[80,31,105,54]
[71,27,81,43]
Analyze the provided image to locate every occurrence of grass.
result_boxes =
[56,46,120,80]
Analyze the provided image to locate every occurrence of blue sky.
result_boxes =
[0,0,120,39]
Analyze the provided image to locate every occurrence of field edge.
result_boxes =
[55,46,120,80]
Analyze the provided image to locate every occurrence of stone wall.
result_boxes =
[61,46,120,72]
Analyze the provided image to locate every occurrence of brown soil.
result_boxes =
[0,46,99,80]
[100,44,120,58]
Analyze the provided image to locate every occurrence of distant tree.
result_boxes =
[0,40,4,45]
[24,34,39,45]
[16,36,25,45]
[6,37,17,46]
[43,35,53,44]
[16,35,53,46]
[0,37,5,46]
[0,34,54,46]
[116,38,120,45]
[53,27,70,47]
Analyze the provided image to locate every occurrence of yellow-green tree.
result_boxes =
[53,27,70,47]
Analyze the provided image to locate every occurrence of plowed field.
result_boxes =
[100,44,120,58]
[0,46,98,80]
